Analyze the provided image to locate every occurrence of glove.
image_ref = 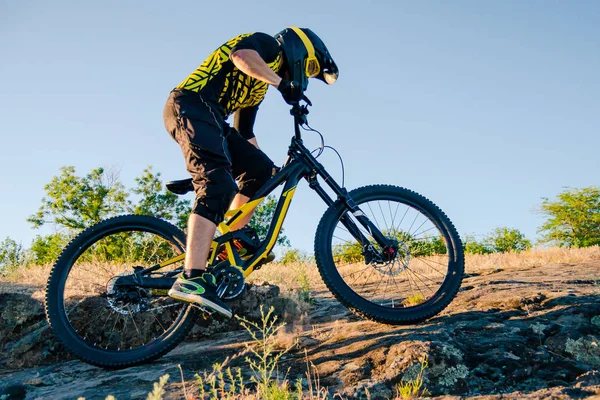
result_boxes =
[277,80,303,105]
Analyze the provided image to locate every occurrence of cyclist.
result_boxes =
[163,27,339,318]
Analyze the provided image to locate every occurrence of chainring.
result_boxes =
[212,262,246,300]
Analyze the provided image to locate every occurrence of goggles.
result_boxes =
[290,27,321,78]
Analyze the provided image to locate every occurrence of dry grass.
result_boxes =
[249,262,324,290]
[250,247,600,308]
[0,246,600,310]
[465,245,600,273]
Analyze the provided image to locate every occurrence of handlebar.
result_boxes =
[290,95,311,120]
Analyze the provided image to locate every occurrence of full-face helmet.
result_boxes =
[274,27,339,91]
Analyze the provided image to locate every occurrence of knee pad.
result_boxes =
[192,171,238,225]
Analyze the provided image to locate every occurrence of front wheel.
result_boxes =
[314,185,464,324]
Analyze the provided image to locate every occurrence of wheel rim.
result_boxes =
[58,226,188,352]
[330,196,454,309]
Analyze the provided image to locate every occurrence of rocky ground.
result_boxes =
[1,259,600,399]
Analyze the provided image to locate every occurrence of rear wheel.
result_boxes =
[45,215,197,368]
[314,185,464,324]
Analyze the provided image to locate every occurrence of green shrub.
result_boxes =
[0,237,27,274]
[538,186,600,248]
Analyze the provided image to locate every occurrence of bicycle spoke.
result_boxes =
[66,278,106,291]
[390,201,401,231]
[343,265,370,286]
[366,203,381,230]
[377,201,390,233]
[127,306,141,336]
[73,306,106,335]
[380,266,394,305]
[333,234,358,246]
[153,314,167,333]
[410,218,429,238]
[330,195,453,311]
[60,227,188,352]
[412,225,438,238]
[396,206,410,231]
[406,267,441,289]
[406,212,419,236]
[415,257,450,272]
[120,315,129,350]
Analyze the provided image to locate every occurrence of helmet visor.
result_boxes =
[323,70,338,84]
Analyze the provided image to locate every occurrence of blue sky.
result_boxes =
[1,1,599,253]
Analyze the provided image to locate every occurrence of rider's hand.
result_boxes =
[277,80,303,105]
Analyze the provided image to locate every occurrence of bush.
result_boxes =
[538,186,600,248]
[29,233,69,265]
[484,227,532,253]
[463,235,491,255]
[0,237,27,274]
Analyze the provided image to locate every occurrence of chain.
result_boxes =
[146,302,183,312]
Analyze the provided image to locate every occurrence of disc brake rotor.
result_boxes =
[373,241,410,276]
[106,271,151,315]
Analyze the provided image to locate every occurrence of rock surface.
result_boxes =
[1,260,600,399]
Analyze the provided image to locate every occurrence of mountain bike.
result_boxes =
[45,97,464,368]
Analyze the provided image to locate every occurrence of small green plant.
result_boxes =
[293,264,313,304]
[193,306,302,399]
[146,374,169,400]
[237,306,298,397]
[404,294,426,307]
[195,361,248,400]
[76,374,170,400]
[395,356,429,399]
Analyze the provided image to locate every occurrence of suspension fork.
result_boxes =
[300,151,392,249]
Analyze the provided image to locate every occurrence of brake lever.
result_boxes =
[302,95,312,106]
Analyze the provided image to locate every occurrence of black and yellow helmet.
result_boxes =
[274,27,339,91]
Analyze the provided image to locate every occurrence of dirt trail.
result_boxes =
[2,261,600,399]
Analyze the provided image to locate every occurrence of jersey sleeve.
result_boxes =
[230,32,281,64]
[233,104,260,140]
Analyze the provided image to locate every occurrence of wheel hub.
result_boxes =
[106,272,151,315]
[373,239,410,276]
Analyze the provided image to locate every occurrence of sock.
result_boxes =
[184,269,204,279]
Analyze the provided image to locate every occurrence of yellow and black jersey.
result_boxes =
[176,32,282,119]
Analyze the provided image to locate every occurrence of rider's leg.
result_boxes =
[228,193,252,231]
[164,90,236,316]
[184,213,216,277]
[227,130,275,231]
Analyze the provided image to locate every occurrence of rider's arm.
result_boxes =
[230,32,282,87]
[230,50,281,87]
[234,105,261,149]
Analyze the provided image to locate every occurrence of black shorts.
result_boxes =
[163,89,275,224]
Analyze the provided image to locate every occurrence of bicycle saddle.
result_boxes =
[166,178,194,195]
